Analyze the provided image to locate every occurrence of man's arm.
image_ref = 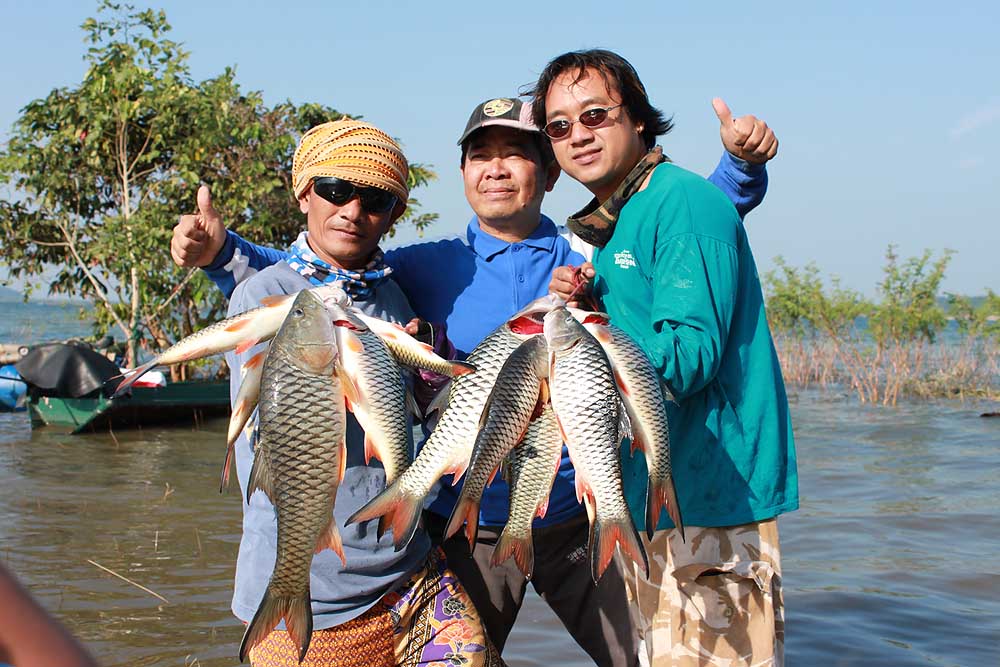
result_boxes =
[709,98,778,220]
[170,185,289,299]
[203,231,289,300]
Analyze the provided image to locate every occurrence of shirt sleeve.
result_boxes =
[641,213,739,400]
[707,151,768,220]
[204,230,290,300]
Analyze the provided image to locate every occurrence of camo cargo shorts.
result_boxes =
[618,519,784,667]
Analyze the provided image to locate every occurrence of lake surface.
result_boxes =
[1,303,998,666]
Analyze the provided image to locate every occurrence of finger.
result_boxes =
[742,122,767,155]
[712,98,733,126]
[731,116,755,146]
[403,318,421,335]
[766,134,779,160]
[580,262,595,279]
[197,184,218,221]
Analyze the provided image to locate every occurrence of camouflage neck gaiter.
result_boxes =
[566,146,669,248]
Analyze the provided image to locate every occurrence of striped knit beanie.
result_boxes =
[292,120,409,204]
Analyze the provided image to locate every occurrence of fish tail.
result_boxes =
[345,482,423,551]
[491,529,534,579]
[591,514,648,582]
[239,588,313,663]
[445,496,480,550]
[111,359,158,397]
[646,476,685,542]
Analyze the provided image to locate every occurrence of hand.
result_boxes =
[713,98,778,165]
[170,185,227,267]
[403,318,434,346]
[549,262,595,308]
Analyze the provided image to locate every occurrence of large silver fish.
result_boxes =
[346,295,558,550]
[577,311,684,540]
[114,285,349,395]
[490,405,564,579]
[544,307,647,582]
[328,304,412,487]
[239,290,348,663]
[445,334,550,548]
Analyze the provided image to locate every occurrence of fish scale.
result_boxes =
[445,335,549,547]
[545,307,647,582]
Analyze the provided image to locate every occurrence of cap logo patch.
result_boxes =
[483,98,514,117]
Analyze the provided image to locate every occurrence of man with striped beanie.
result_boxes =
[218,119,504,667]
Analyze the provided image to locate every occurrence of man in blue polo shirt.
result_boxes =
[170,97,775,667]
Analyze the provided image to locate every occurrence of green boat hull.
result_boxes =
[28,381,231,434]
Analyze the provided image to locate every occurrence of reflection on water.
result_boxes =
[1,389,998,666]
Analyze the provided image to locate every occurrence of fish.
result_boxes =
[114,285,350,396]
[445,334,550,549]
[544,306,647,582]
[239,289,348,663]
[221,347,268,492]
[577,311,684,540]
[346,295,555,550]
[327,304,413,486]
[490,405,564,579]
[354,312,476,378]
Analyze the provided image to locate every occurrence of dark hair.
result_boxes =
[459,128,555,168]
[527,49,673,150]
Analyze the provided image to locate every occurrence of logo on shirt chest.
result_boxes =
[613,249,637,270]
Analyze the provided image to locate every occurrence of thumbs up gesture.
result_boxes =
[170,185,227,267]
[713,98,778,165]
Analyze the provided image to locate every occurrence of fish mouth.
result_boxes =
[506,294,567,335]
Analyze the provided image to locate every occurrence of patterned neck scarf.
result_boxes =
[285,232,392,300]
[565,146,670,248]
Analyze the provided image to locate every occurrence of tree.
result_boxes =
[0,2,436,370]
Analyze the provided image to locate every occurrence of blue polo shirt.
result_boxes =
[386,215,588,526]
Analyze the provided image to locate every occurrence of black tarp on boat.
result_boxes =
[15,342,120,398]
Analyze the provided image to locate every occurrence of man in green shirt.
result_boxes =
[536,50,797,667]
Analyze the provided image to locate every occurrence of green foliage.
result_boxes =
[764,247,996,404]
[0,2,437,368]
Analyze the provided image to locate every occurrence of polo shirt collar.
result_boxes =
[465,214,559,260]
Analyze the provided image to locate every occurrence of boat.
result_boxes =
[15,341,230,433]
[27,380,231,433]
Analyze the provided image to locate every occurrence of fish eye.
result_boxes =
[292,308,304,318]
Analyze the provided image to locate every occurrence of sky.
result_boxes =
[1,0,998,297]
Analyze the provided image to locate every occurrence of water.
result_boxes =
[1,303,999,666]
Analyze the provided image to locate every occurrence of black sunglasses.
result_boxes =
[311,177,398,213]
[543,104,624,140]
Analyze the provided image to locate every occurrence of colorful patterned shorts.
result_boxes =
[249,548,505,667]
[619,519,784,667]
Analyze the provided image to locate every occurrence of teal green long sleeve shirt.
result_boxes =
[592,163,798,530]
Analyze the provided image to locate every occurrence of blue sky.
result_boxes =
[2,1,997,296]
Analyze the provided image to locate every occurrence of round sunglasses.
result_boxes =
[543,104,624,140]
[311,177,398,213]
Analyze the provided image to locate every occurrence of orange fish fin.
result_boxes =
[591,515,647,583]
[234,337,261,355]
[364,433,378,465]
[225,317,252,332]
[260,294,293,307]
[445,497,480,549]
[491,531,535,579]
[315,517,346,565]
[239,590,313,664]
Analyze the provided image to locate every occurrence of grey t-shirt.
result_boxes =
[225,261,429,630]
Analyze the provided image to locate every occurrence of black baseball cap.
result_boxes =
[457,97,542,145]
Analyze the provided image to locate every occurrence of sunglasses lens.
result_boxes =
[359,189,397,213]
[579,108,609,128]
[313,178,353,205]
[544,121,571,139]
